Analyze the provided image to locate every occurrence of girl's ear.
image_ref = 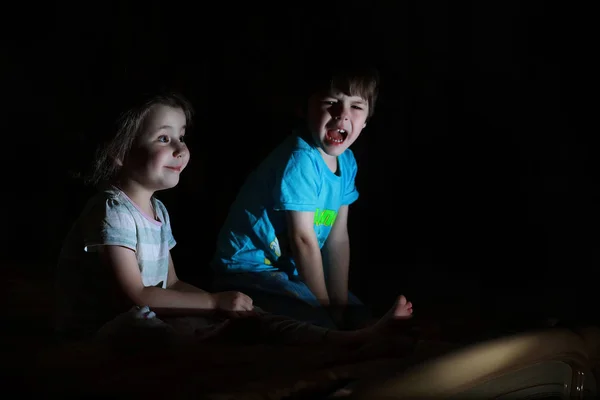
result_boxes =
[112,156,123,167]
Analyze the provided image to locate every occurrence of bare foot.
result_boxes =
[370,295,413,334]
[343,296,416,357]
[383,294,413,320]
[393,295,413,318]
[326,296,415,347]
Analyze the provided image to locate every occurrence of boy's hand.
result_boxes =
[212,291,254,316]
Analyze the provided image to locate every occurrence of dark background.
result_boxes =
[4,2,598,321]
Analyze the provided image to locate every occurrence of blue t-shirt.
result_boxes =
[212,132,359,276]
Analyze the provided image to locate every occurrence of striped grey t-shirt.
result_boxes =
[55,186,176,339]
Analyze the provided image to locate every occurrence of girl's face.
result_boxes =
[122,105,190,192]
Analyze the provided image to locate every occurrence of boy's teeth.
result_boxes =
[326,132,344,143]
[326,128,346,144]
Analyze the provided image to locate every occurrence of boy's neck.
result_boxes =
[298,128,340,174]
[317,147,339,174]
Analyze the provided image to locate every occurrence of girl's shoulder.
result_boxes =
[76,186,135,226]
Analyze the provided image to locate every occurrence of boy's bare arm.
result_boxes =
[323,205,351,307]
[286,210,330,305]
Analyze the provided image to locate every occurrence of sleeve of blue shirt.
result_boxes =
[273,151,320,212]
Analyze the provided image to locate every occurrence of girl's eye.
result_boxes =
[158,135,169,143]
[179,136,185,143]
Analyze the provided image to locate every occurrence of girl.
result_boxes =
[54,90,414,347]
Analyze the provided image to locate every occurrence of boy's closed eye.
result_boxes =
[321,99,365,110]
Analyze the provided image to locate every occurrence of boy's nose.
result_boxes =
[335,105,351,120]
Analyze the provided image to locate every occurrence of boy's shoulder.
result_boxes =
[264,132,319,165]
[289,132,357,160]
[338,146,357,164]
[277,132,315,154]
[260,132,358,179]
[269,132,358,168]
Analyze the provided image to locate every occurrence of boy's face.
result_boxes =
[306,89,369,158]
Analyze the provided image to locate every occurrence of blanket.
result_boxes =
[31,338,432,399]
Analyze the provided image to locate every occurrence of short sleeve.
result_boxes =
[154,198,177,250]
[82,197,137,252]
[273,151,320,212]
[342,151,359,205]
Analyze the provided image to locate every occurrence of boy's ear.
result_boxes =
[293,95,309,119]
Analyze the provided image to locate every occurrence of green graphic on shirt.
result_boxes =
[314,208,338,227]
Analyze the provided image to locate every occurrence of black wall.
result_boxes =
[4,2,597,319]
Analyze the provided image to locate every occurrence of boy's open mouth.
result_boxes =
[325,129,348,145]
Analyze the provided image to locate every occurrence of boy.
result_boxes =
[211,63,379,329]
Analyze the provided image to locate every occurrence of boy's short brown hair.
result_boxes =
[298,62,380,118]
